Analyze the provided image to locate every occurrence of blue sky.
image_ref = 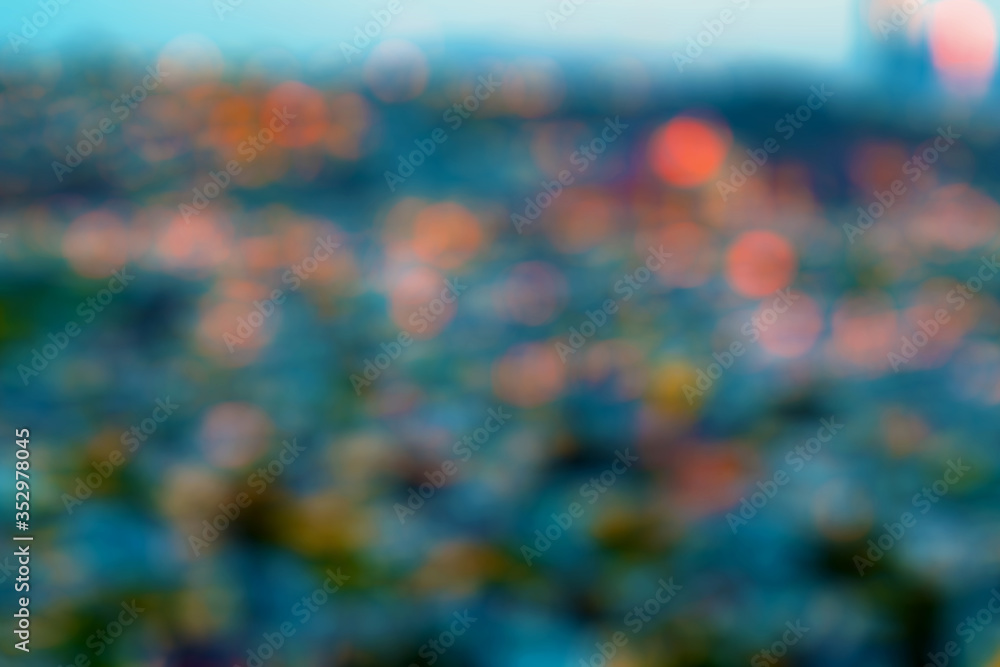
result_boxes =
[3,0,857,66]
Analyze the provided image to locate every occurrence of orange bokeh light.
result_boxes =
[389,265,458,339]
[156,214,233,276]
[672,446,752,518]
[207,95,258,152]
[492,343,566,407]
[640,221,715,288]
[930,0,998,91]
[725,231,797,298]
[545,191,615,254]
[649,117,730,187]
[263,82,328,148]
[412,203,484,269]
[63,211,129,278]
[830,294,899,370]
